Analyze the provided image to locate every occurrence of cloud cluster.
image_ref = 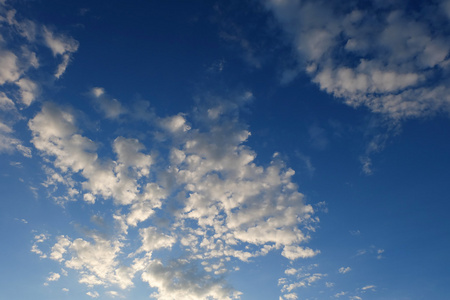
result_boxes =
[263,0,450,119]
[0,2,78,156]
[29,90,319,299]
[279,264,326,300]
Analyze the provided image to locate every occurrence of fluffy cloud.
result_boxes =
[0,3,78,158]
[338,267,351,274]
[29,103,154,205]
[142,259,242,300]
[262,0,450,119]
[29,91,318,299]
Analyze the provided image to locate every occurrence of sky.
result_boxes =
[1,0,450,299]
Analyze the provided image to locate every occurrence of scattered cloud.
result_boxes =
[279,264,326,297]
[0,3,79,157]
[29,92,319,299]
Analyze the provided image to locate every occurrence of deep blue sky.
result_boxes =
[1,0,450,299]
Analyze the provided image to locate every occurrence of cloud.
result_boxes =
[338,267,351,274]
[29,92,319,299]
[0,3,79,156]
[0,50,21,84]
[262,0,450,119]
[279,264,326,296]
[44,272,60,285]
[142,258,242,300]
[90,87,126,119]
[42,26,78,77]
[86,291,99,298]
[15,77,38,106]
[361,285,376,291]
[30,233,48,258]
[29,103,155,205]
[334,291,347,298]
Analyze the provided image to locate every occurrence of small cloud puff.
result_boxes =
[338,267,351,274]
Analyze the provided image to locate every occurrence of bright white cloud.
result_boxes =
[29,91,319,299]
[338,267,351,274]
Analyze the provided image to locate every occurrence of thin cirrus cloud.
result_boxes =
[262,0,450,119]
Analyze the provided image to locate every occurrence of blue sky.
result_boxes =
[1,0,450,299]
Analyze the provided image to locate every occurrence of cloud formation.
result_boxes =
[0,2,78,156]
[263,0,450,119]
[29,90,319,299]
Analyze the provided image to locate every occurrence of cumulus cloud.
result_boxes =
[0,2,79,158]
[338,267,351,274]
[30,92,319,299]
[44,272,60,285]
[262,0,450,119]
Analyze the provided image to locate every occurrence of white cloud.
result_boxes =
[0,50,20,84]
[0,92,16,110]
[361,285,376,291]
[159,114,191,133]
[86,291,99,298]
[263,0,450,119]
[334,291,347,298]
[106,291,120,297]
[15,77,38,106]
[90,87,126,119]
[31,233,48,258]
[282,246,319,260]
[42,26,78,56]
[142,258,242,300]
[62,288,69,292]
[338,267,351,274]
[283,293,298,300]
[46,272,60,284]
[30,93,319,298]
[139,227,176,252]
